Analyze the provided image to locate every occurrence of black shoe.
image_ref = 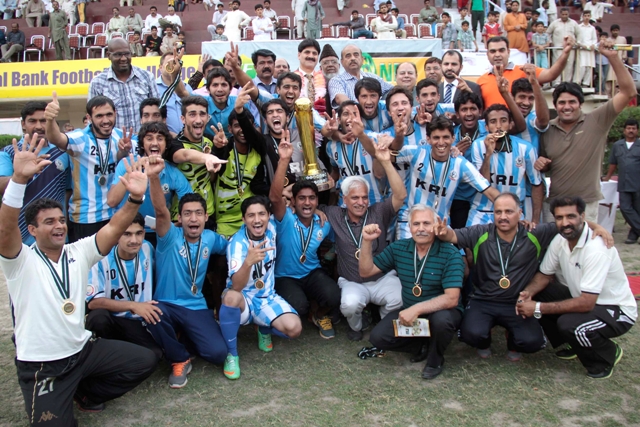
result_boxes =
[624,238,638,244]
[555,345,577,360]
[410,343,429,363]
[347,327,363,341]
[361,313,371,331]
[421,364,443,380]
[74,396,106,413]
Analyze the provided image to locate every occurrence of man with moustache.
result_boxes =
[0,101,70,246]
[354,78,391,133]
[251,49,278,94]
[423,57,443,84]
[219,194,302,379]
[319,44,340,117]
[362,205,464,380]
[320,144,407,341]
[438,50,481,106]
[89,38,159,132]
[44,95,134,242]
[517,197,636,379]
[293,39,326,108]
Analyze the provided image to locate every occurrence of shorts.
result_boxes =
[240,292,298,327]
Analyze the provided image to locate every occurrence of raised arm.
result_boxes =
[496,73,526,134]
[146,155,172,238]
[434,216,457,244]
[0,135,52,259]
[268,131,292,221]
[43,91,70,151]
[225,43,259,101]
[95,155,148,256]
[525,64,549,129]
[374,143,407,212]
[599,39,638,114]
[358,224,385,278]
[538,35,575,84]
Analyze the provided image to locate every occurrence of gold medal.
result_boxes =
[499,276,511,289]
[191,283,198,295]
[98,175,107,186]
[299,254,307,263]
[412,284,422,297]
[283,177,289,187]
[494,130,507,139]
[255,279,265,289]
[62,301,76,315]
[165,60,175,74]
[237,187,244,197]
[355,249,361,260]
[203,145,211,154]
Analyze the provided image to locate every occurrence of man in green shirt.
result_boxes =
[359,204,464,380]
[48,1,70,60]
[470,0,485,38]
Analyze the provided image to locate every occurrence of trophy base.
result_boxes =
[302,170,331,192]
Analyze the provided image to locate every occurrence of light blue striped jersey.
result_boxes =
[514,110,548,152]
[363,101,392,132]
[86,241,155,320]
[326,134,384,206]
[274,210,331,279]
[227,219,278,299]
[453,120,489,202]
[0,140,70,245]
[154,223,228,310]
[66,126,133,224]
[467,135,542,226]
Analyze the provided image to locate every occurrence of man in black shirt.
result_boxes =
[144,26,162,56]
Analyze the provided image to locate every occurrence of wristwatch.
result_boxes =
[128,195,145,205]
[534,302,542,319]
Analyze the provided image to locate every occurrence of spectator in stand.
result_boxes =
[177,32,186,53]
[145,25,162,56]
[263,0,279,32]
[504,1,529,54]
[482,11,501,45]
[275,58,290,76]
[0,23,25,62]
[1,0,18,19]
[333,10,374,39]
[584,0,613,23]
[595,32,609,94]
[209,23,229,40]
[48,0,70,60]
[129,30,144,56]
[440,12,457,50]
[470,0,485,39]
[212,3,227,26]
[536,0,549,26]
[574,11,597,87]
[202,0,220,11]
[390,8,406,38]
[221,0,251,42]
[125,7,143,33]
[160,26,178,54]
[59,0,74,26]
[159,6,182,32]
[76,0,87,23]
[524,7,534,34]
[292,0,307,39]
[109,7,127,35]
[606,24,627,97]
[253,4,275,41]
[371,3,397,40]
[458,21,478,51]
[24,0,45,27]
[455,7,470,32]
[547,8,579,87]
[531,21,550,68]
[419,0,438,35]
[252,49,277,93]
[302,0,324,39]
[546,0,556,22]
[144,6,163,36]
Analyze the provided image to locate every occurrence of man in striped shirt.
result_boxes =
[361,204,464,380]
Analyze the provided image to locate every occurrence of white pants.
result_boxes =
[296,19,305,39]
[337,270,403,331]
[542,200,598,223]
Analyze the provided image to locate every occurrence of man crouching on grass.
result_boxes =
[358,204,464,380]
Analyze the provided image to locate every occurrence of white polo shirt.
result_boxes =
[540,226,638,322]
[0,236,104,362]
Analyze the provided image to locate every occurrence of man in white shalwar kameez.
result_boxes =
[292,0,307,39]
[221,0,251,42]
[371,3,397,40]
[573,11,597,86]
[546,8,580,86]
[252,4,274,41]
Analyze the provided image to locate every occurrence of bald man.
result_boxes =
[88,38,159,132]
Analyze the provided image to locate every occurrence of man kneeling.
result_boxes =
[359,204,464,379]
[219,196,302,380]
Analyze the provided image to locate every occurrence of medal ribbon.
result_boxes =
[344,210,368,251]
[413,243,432,288]
[93,132,113,178]
[496,233,518,279]
[184,237,202,289]
[297,218,315,259]
[114,247,140,301]
[245,230,265,283]
[340,139,359,176]
[428,153,451,209]
[34,246,70,301]
[233,148,245,192]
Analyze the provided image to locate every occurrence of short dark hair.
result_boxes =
[533,20,544,26]
[139,97,167,119]
[600,32,608,37]
[416,78,439,95]
[298,38,320,54]
[352,9,359,14]
[610,24,620,31]
[454,90,483,112]
[336,100,365,118]
[510,77,533,97]
[251,48,276,66]
[391,7,399,13]
[228,108,253,127]
[484,104,512,122]
[441,12,450,18]
[241,195,271,217]
[21,101,47,121]
[624,118,639,128]
[181,95,208,116]
[137,122,172,156]
[428,115,454,137]
[179,193,207,215]
[442,49,463,63]
[425,57,442,66]
[487,36,509,49]
[222,54,242,66]
[560,7,569,12]
[532,10,540,15]
[354,77,382,98]
[254,3,263,9]
[461,20,469,26]
[25,198,64,227]
[151,25,158,30]
[550,196,586,216]
[86,96,115,116]
[524,7,532,12]
[206,67,232,89]
[131,212,145,229]
[276,72,302,89]
[552,82,584,106]
[385,86,414,111]
[261,98,290,116]
[292,180,318,198]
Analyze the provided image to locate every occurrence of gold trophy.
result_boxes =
[294,98,330,191]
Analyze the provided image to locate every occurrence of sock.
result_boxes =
[219,304,241,356]
[259,325,289,339]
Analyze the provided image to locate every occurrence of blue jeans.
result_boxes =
[353,28,374,39]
